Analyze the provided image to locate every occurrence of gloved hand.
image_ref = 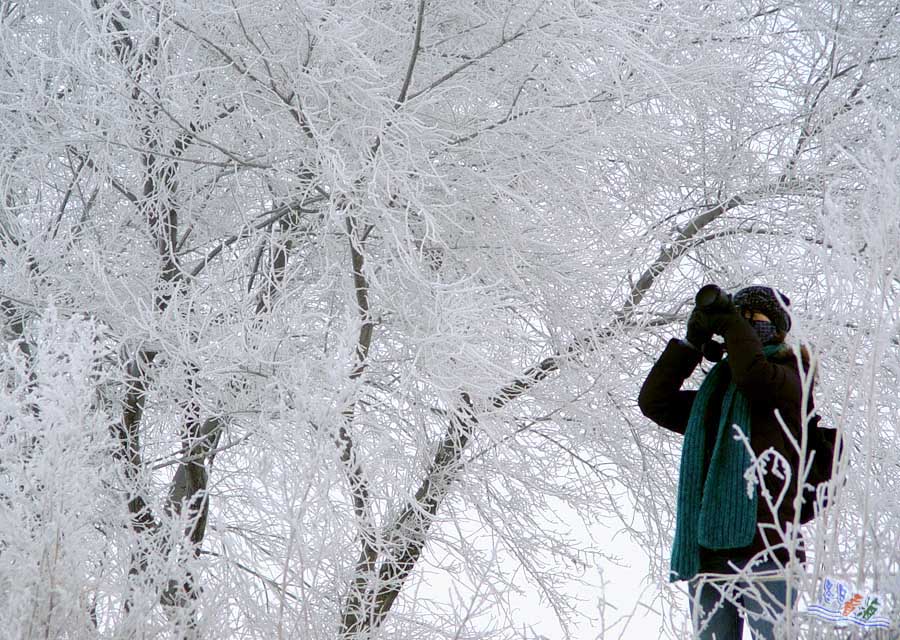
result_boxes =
[685,307,712,351]
[701,299,741,337]
[702,340,725,362]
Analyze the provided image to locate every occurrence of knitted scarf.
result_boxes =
[669,345,784,582]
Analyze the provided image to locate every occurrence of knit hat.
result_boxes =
[733,285,792,333]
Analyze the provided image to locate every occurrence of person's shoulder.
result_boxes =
[770,344,815,374]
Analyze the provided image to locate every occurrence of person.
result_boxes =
[638,285,816,640]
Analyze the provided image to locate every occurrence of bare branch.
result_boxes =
[112,349,160,538]
[407,28,530,102]
[186,194,327,279]
[395,0,426,106]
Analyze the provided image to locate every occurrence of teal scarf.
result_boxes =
[669,345,784,582]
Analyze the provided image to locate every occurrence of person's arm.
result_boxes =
[638,339,703,435]
[714,312,804,412]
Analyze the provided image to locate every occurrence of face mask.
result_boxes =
[749,319,778,344]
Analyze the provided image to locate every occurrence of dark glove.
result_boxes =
[685,307,712,351]
[702,299,741,337]
[702,340,725,362]
[686,306,734,362]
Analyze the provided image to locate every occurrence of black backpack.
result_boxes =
[798,414,840,524]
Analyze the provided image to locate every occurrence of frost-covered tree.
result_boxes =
[0,0,898,638]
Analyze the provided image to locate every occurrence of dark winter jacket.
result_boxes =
[638,313,814,571]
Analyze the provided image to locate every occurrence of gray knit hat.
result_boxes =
[733,286,791,333]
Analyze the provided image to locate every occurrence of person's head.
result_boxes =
[733,285,791,345]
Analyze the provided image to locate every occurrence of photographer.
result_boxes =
[638,285,815,640]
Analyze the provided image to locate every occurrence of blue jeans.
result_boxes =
[688,555,797,640]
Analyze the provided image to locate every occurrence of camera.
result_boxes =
[695,284,733,314]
